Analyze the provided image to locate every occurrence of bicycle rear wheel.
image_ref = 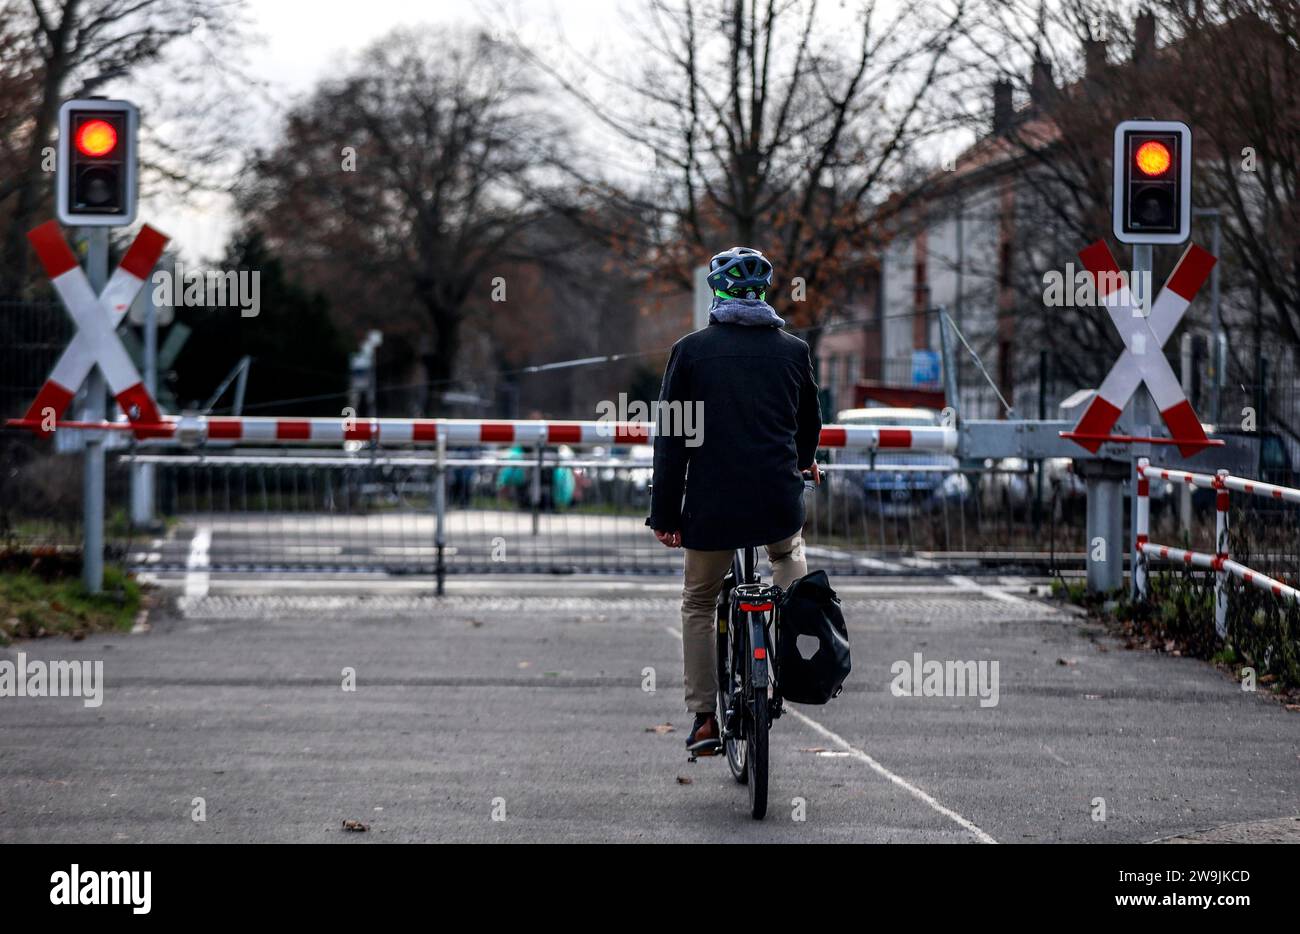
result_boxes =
[747,626,769,819]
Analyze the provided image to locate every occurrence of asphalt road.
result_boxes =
[1,575,1297,843]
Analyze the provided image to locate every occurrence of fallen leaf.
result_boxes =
[1056,658,1077,667]
[675,775,693,785]
[517,661,531,669]
[646,723,676,735]
[341,819,369,832]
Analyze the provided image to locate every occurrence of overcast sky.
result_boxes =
[140,0,624,261]
[137,0,953,265]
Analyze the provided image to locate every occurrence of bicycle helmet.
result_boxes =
[706,246,773,301]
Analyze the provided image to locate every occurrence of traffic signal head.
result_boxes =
[1112,120,1191,244]
[57,99,138,227]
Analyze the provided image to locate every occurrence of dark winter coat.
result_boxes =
[645,306,822,551]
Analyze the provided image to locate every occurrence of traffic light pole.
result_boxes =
[1130,243,1153,599]
[82,227,109,593]
[130,277,159,526]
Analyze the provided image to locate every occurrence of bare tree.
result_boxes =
[0,0,251,295]
[931,0,1155,398]
[238,26,568,413]
[952,0,1300,399]
[515,0,968,351]
[1163,1,1300,348]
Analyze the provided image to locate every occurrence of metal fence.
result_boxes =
[5,441,1291,584]
[0,299,69,423]
[89,449,1101,579]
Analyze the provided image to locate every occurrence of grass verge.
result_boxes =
[0,563,141,645]
[1051,571,1300,707]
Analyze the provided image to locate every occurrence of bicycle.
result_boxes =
[713,543,783,820]
[682,470,816,820]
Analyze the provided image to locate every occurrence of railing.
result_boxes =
[105,451,1080,582]
[1135,457,1300,636]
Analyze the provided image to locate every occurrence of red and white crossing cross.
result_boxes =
[21,220,169,438]
[1069,240,1217,457]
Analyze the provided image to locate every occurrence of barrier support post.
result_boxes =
[1078,458,1127,593]
[435,432,446,597]
[1135,457,1150,599]
[1214,469,1229,638]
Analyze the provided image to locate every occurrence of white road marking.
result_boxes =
[371,545,459,556]
[804,545,905,573]
[946,574,1030,606]
[782,709,998,844]
[184,526,211,600]
[665,625,997,844]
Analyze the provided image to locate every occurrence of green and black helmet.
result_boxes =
[706,246,773,301]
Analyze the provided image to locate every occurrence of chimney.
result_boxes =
[1134,9,1156,65]
[1030,57,1055,108]
[992,80,1013,134]
[1084,38,1107,80]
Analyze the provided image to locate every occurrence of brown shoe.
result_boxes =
[686,713,721,754]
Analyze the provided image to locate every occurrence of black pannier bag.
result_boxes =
[776,570,851,704]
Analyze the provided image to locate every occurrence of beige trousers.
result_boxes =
[680,533,806,713]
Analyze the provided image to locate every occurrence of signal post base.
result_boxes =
[1076,458,1130,594]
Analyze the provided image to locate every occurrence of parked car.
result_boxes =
[978,456,1089,522]
[977,456,1031,518]
[582,444,653,511]
[833,407,969,516]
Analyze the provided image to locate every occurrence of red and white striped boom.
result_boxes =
[6,414,959,453]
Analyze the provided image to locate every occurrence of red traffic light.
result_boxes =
[1134,139,1171,177]
[75,119,118,158]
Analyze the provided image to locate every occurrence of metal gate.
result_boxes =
[120,451,1089,578]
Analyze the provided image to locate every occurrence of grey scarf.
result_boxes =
[708,297,785,327]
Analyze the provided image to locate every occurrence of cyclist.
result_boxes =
[645,246,822,755]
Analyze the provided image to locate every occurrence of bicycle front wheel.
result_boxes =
[720,604,747,783]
